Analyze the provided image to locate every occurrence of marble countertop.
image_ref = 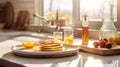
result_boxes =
[0,31,120,67]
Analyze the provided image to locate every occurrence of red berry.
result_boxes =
[98,40,106,48]
[105,43,112,49]
[93,41,99,48]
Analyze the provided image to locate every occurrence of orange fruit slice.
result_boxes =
[23,42,35,48]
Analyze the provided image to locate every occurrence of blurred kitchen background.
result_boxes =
[0,0,119,39]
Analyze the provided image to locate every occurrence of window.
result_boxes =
[43,0,72,17]
[43,0,72,24]
[41,0,119,30]
[80,0,117,21]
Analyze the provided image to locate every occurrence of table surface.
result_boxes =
[0,31,120,67]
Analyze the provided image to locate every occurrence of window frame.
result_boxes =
[34,0,43,25]
[34,0,120,31]
[72,0,120,30]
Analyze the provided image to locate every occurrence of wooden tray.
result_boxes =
[79,45,120,56]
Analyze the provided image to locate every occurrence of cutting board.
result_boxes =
[79,45,120,56]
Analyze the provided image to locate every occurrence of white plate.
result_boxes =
[11,44,79,58]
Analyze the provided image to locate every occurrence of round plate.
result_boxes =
[11,44,79,58]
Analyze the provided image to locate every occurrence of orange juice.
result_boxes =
[64,37,74,45]
[64,28,74,45]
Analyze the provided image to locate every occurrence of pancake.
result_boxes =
[40,48,62,51]
[39,39,63,51]
[40,46,62,49]
[39,40,54,44]
[40,43,61,47]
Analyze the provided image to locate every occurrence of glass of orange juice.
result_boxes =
[53,32,63,43]
[64,29,74,45]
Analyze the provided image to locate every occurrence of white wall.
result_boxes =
[0,0,34,24]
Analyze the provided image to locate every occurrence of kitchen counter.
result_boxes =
[0,31,120,67]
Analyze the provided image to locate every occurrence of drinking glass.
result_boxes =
[53,32,63,43]
[64,29,74,45]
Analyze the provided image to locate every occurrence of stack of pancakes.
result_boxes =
[39,40,63,51]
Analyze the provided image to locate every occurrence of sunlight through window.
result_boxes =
[80,0,117,21]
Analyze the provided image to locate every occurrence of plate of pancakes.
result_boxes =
[11,39,79,58]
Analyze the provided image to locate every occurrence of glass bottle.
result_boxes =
[82,14,89,45]
[99,0,117,44]
[99,18,117,41]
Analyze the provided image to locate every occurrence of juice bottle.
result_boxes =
[82,14,89,45]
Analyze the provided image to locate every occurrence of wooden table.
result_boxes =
[0,32,120,67]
